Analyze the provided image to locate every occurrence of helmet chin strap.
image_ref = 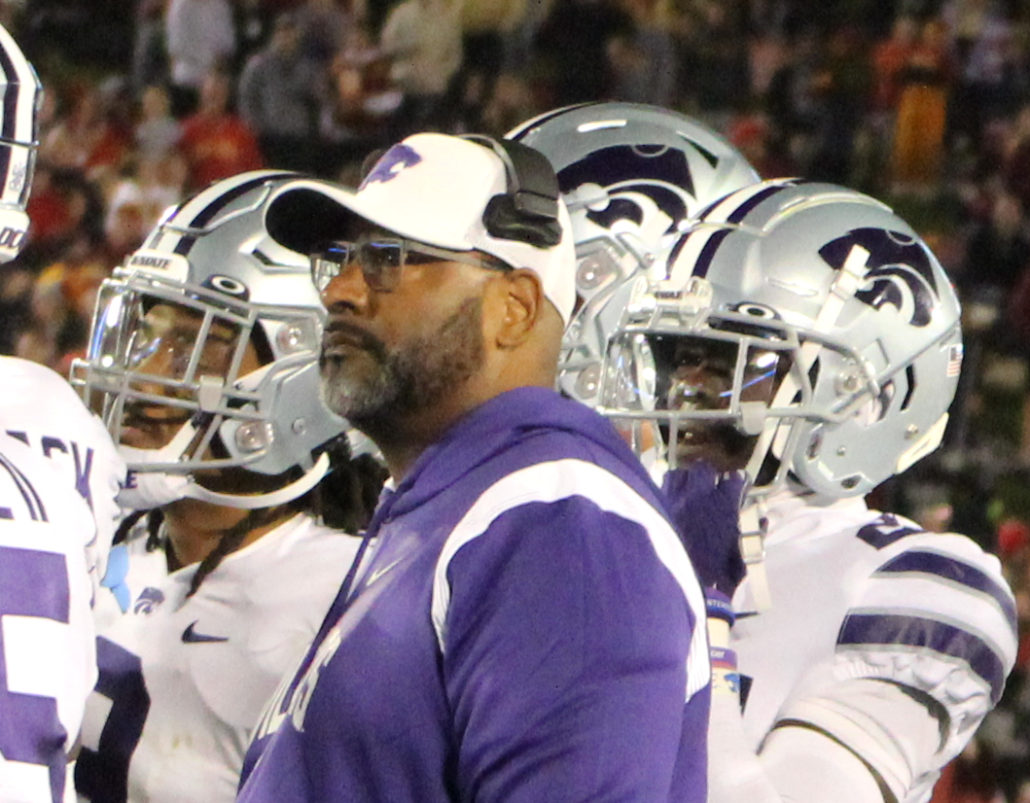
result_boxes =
[117,422,203,510]
[116,419,331,511]
[184,452,330,509]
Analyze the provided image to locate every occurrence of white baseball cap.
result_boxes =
[265,133,577,324]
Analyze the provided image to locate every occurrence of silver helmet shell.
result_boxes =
[72,170,351,508]
[597,179,963,498]
[0,23,41,263]
[507,101,761,406]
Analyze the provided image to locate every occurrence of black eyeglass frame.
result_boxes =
[310,236,512,293]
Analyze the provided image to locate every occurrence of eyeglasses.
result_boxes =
[310,237,511,293]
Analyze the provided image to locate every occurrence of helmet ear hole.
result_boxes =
[901,365,916,410]
[251,320,275,365]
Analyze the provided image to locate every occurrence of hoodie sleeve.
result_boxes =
[432,458,709,802]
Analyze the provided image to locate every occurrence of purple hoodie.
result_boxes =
[238,386,710,802]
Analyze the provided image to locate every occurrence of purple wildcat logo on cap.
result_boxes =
[360,144,423,190]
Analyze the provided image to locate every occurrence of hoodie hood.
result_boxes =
[385,386,661,519]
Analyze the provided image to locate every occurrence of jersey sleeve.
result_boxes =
[1,358,128,607]
[776,531,1018,799]
[0,441,97,803]
[432,459,709,802]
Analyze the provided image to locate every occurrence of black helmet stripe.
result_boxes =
[168,171,298,256]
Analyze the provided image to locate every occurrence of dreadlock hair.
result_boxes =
[114,435,388,599]
[304,434,389,533]
[112,507,167,553]
[185,434,387,597]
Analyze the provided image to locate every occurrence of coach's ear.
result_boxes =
[492,268,545,350]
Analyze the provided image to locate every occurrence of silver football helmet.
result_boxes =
[0,23,41,263]
[506,102,761,405]
[72,170,353,510]
[598,179,963,499]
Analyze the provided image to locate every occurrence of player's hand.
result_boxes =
[662,461,746,597]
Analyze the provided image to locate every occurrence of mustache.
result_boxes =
[321,321,388,363]
[121,404,192,426]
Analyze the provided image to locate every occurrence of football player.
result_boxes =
[0,22,127,803]
[508,101,760,413]
[70,171,386,803]
[512,105,1018,803]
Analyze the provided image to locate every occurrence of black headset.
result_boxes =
[459,134,563,249]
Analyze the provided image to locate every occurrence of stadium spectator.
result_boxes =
[238,13,323,173]
[177,70,263,192]
[378,0,463,133]
[164,0,235,117]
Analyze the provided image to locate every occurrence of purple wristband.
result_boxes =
[705,587,735,626]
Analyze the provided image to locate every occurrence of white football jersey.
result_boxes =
[0,433,97,803]
[75,512,362,803]
[0,356,127,600]
[89,512,171,635]
[732,491,1018,802]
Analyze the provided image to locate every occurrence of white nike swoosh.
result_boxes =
[366,556,405,586]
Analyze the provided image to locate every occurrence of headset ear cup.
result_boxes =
[484,194,562,248]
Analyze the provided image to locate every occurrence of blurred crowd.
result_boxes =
[7,0,1030,798]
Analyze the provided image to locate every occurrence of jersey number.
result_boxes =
[74,638,150,803]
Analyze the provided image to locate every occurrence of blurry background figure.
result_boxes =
[164,0,235,118]
[72,171,386,803]
[448,0,526,130]
[533,0,633,107]
[295,0,361,74]
[944,0,1016,156]
[608,0,678,108]
[238,12,323,174]
[317,27,402,180]
[891,18,954,197]
[131,0,168,99]
[379,0,462,134]
[177,70,263,194]
[134,84,181,164]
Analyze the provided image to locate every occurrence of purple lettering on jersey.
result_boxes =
[35,437,97,511]
[72,443,95,511]
[0,452,47,522]
[0,545,72,800]
[41,437,67,459]
[74,638,150,803]
[856,514,923,549]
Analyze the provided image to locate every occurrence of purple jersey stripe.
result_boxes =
[0,546,71,800]
[0,546,69,621]
[837,613,1007,703]
[876,550,1018,631]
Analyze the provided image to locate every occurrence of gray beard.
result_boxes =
[319,296,485,431]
